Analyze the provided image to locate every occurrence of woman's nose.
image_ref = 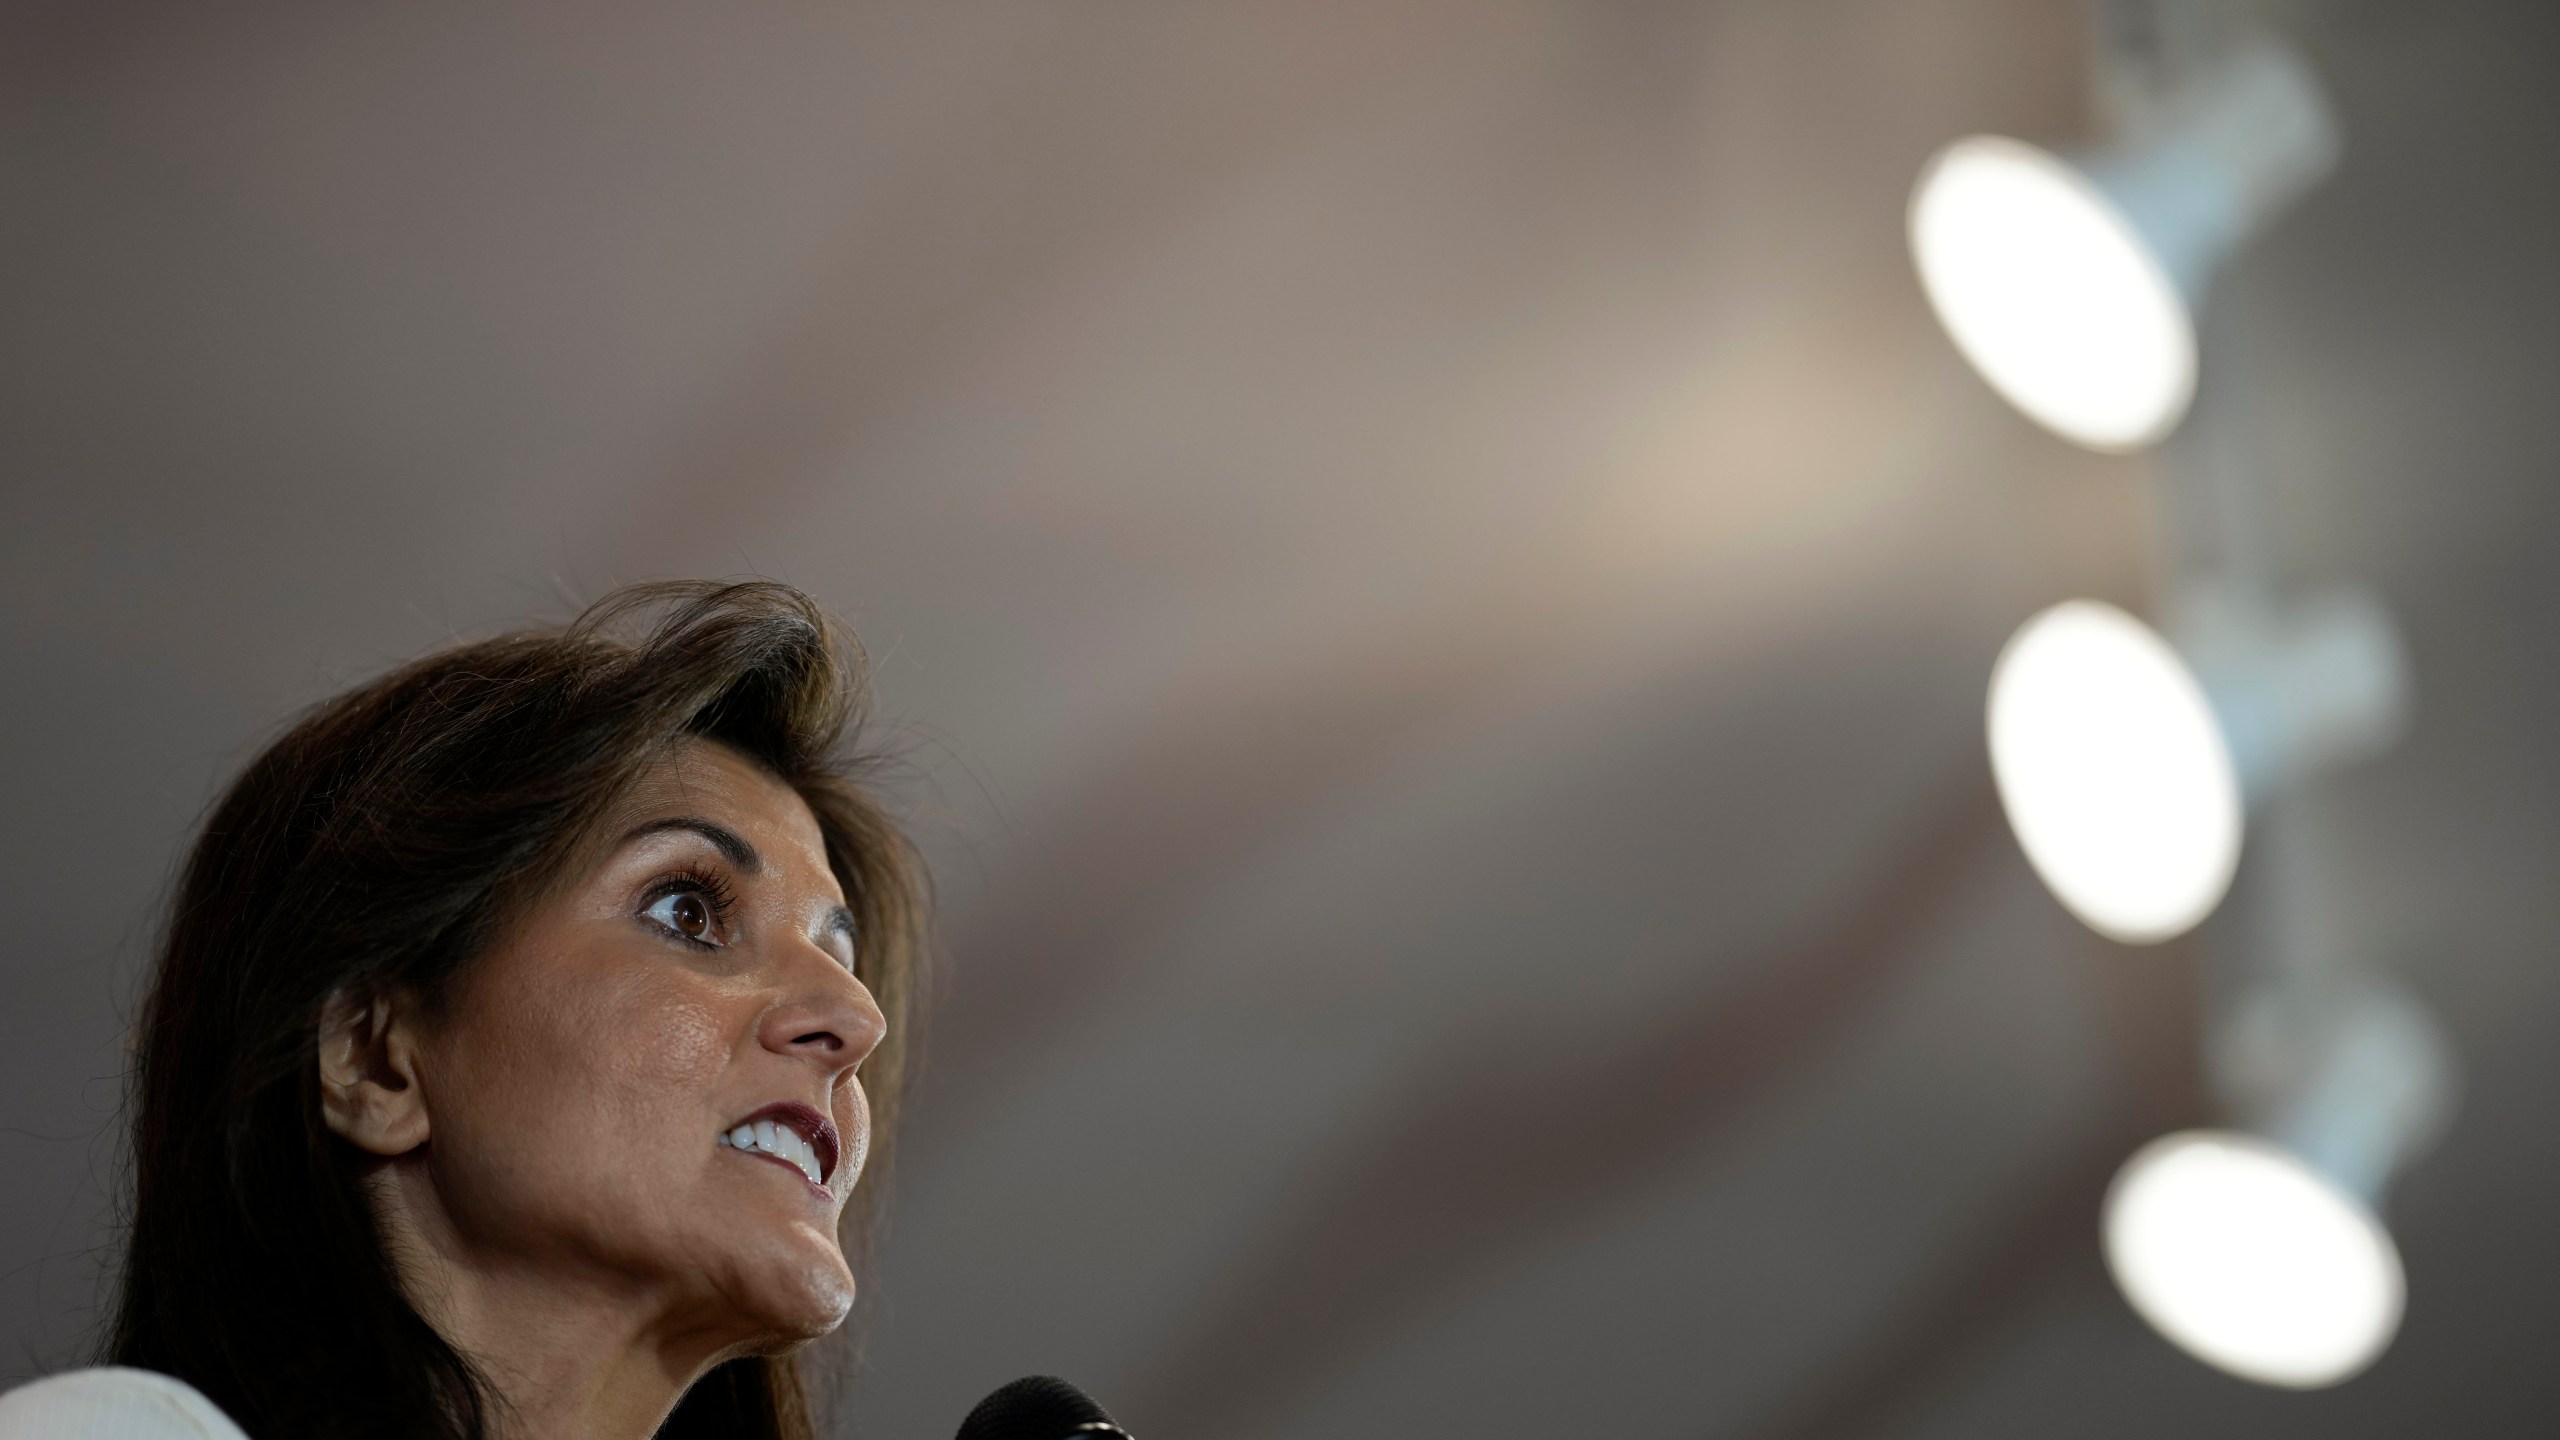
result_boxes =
[757,949,887,1074]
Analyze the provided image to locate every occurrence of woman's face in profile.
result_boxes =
[394,739,885,1351]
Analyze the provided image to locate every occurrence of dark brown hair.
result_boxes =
[106,581,929,1440]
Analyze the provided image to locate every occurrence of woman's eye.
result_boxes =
[644,889,718,943]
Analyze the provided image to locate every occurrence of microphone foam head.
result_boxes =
[955,1376,1131,1440]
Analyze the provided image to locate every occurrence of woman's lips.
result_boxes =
[717,1101,841,1193]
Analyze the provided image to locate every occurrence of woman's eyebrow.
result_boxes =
[619,816,762,874]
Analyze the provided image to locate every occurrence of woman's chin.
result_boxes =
[723,1241,857,1342]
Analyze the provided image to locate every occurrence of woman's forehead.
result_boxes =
[612,740,830,870]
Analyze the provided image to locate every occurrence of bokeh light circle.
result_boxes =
[2105,1131,2405,1388]
[1910,135,2197,451]
[1986,600,2241,944]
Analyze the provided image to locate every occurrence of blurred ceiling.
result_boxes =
[3,3,2557,1437]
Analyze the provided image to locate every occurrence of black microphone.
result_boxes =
[955,1376,1133,1440]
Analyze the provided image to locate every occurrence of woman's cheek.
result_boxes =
[621,986,731,1087]
[558,971,735,1185]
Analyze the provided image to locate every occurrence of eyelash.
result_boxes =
[639,865,739,947]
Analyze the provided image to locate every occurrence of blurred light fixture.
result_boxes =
[1986,592,2407,944]
[2105,1130,2401,1387]
[1909,38,2339,450]
[1987,600,2239,943]
[2107,982,2452,1387]
[2174,588,2411,807]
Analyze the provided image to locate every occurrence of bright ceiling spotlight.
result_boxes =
[1910,136,2193,451]
[1987,592,2408,945]
[2105,1130,2402,1388]
[1909,39,2339,451]
[1987,600,2240,944]
[2108,980,2453,1388]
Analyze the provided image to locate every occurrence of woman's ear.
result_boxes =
[317,986,431,1156]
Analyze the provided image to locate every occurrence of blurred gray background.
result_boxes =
[4,2,2556,1436]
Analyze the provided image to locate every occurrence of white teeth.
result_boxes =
[720,1118,824,1186]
